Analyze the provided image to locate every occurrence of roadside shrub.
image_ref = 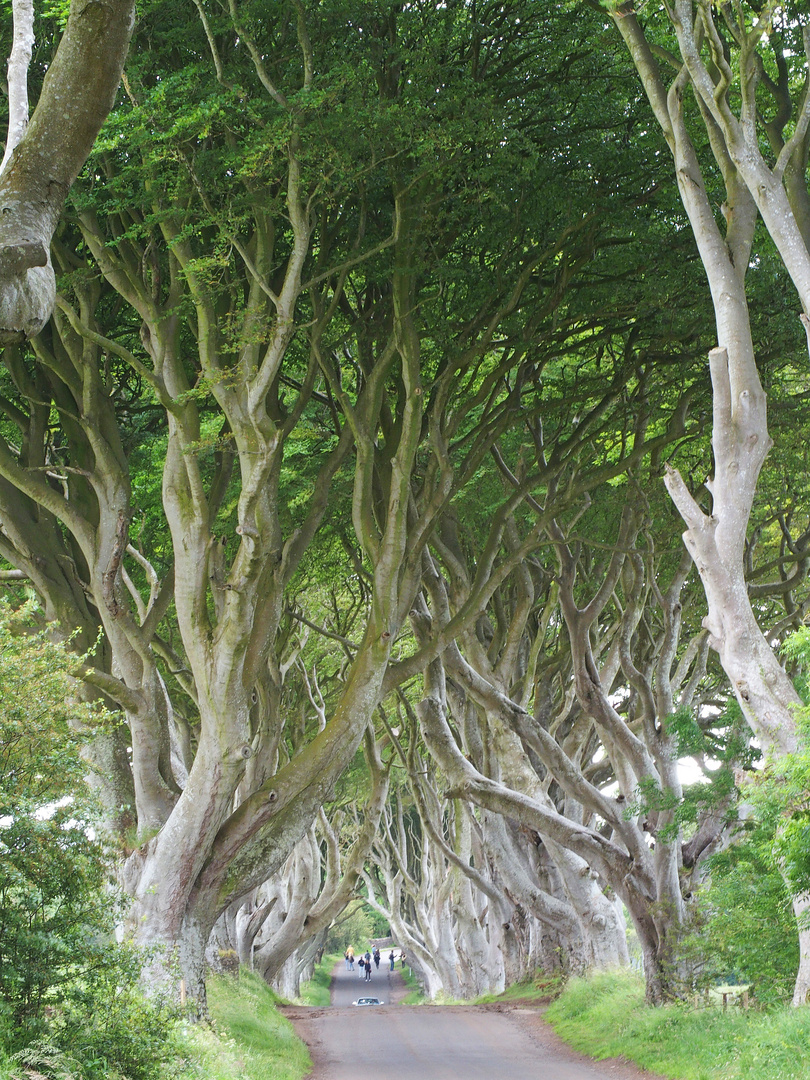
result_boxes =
[51,947,180,1080]
[0,602,180,1078]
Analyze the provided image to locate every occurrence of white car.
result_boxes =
[352,996,384,1006]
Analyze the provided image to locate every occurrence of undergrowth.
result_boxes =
[474,971,563,1005]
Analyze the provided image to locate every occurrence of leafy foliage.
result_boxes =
[670,633,810,1007]
[624,702,757,844]
[0,603,115,1028]
[680,817,798,1007]
[0,603,178,1076]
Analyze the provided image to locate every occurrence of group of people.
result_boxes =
[344,945,404,979]
[358,947,380,980]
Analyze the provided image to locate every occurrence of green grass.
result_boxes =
[174,970,312,1080]
[398,962,426,1005]
[545,971,810,1080]
[297,952,342,1006]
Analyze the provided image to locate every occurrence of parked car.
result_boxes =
[352,996,384,1006]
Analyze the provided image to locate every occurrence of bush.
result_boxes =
[669,657,810,1007]
[0,601,180,1078]
[0,806,122,1034]
[676,826,797,1006]
[52,948,180,1080]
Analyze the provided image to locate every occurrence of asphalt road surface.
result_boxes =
[282,962,667,1080]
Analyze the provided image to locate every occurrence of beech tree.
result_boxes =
[363,724,561,997]
[210,728,390,998]
[405,440,711,1001]
[600,0,810,1004]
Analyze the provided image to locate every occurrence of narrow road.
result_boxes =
[283,963,667,1080]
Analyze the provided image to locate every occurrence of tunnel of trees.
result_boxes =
[3,0,810,1039]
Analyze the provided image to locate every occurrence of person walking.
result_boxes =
[345,946,355,971]
[389,950,395,972]
[373,947,381,970]
[364,958,372,982]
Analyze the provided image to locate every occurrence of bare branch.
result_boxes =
[191,0,232,88]
[1,0,35,174]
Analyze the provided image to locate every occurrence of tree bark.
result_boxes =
[0,0,135,339]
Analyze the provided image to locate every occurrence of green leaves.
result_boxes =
[673,629,810,1003]
[0,603,179,1073]
[39,0,70,27]
[683,820,798,1006]
[0,601,112,812]
[0,603,113,1028]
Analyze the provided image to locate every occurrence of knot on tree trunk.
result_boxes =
[0,256,54,342]
[0,238,47,275]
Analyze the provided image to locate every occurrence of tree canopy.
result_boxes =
[1,0,810,1018]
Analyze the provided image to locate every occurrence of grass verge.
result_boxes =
[429,970,561,1007]
[174,970,311,1080]
[297,952,342,1006]
[398,962,426,1005]
[545,971,810,1080]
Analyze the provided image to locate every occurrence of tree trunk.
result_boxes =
[792,894,810,1008]
[0,0,135,339]
[664,347,801,757]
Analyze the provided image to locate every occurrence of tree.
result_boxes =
[211,728,390,998]
[0,601,179,1080]
[410,487,716,1003]
[364,733,557,998]
[601,0,810,1004]
[0,602,109,1030]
